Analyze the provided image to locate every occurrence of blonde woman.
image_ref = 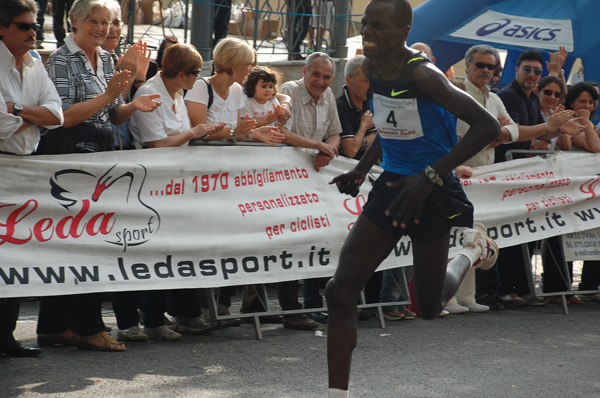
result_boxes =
[185,38,284,145]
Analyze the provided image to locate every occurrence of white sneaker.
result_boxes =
[438,309,450,317]
[445,303,469,314]
[462,222,498,270]
[144,325,182,341]
[465,302,490,313]
[117,325,148,341]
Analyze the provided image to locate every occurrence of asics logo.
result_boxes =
[391,89,409,97]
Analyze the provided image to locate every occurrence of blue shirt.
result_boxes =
[495,79,544,162]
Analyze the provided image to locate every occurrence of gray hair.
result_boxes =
[465,44,499,65]
[106,0,121,21]
[305,52,335,71]
[69,0,115,31]
[344,54,365,78]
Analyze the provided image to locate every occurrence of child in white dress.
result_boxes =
[242,66,293,133]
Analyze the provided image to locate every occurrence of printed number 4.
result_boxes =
[386,110,397,127]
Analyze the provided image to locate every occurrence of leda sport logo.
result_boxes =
[449,10,574,52]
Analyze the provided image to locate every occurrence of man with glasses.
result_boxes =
[494,49,583,308]
[0,0,64,357]
[496,49,579,164]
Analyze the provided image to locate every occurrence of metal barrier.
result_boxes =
[188,141,412,339]
[505,149,600,314]
[122,0,357,59]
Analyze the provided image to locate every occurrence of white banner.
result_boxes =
[449,10,574,52]
[1,148,600,297]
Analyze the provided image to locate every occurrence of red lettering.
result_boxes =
[86,212,116,236]
[0,200,36,245]
[55,199,90,239]
[33,218,54,242]
[0,198,116,245]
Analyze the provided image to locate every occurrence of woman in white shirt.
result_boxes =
[185,38,284,144]
[130,43,224,148]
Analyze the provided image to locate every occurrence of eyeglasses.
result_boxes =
[85,18,110,28]
[542,89,562,98]
[521,66,543,76]
[10,21,41,32]
[473,62,497,71]
[189,69,201,77]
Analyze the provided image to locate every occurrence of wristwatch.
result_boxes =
[13,104,24,116]
[424,165,443,186]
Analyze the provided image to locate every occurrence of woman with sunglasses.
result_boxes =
[130,43,225,148]
[540,81,600,307]
[41,0,161,155]
[533,75,571,151]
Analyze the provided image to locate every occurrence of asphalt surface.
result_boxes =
[2,297,600,398]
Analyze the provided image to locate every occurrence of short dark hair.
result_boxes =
[537,75,563,92]
[156,36,178,68]
[565,81,599,110]
[371,0,413,28]
[0,0,38,28]
[516,49,543,67]
[243,66,279,98]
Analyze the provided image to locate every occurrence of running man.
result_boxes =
[324,1,500,396]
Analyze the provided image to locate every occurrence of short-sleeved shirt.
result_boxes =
[0,41,63,155]
[46,35,122,128]
[242,96,291,128]
[130,73,191,147]
[495,79,545,162]
[336,85,372,159]
[185,80,246,127]
[279,77,341,141]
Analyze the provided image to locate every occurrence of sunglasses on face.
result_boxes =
[521,66,543,76]
[10,21,41,32]
[542,89,562,98]
[189,69,201,77]
[473,62,497,71]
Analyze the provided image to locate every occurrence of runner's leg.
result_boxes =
[325,214,402,390]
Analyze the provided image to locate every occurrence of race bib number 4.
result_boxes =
[373,94,424,140]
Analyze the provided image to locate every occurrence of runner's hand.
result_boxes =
[385,173,434,229]
[329,169,366,197]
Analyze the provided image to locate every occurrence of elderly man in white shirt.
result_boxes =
[0,0,63,156]
[279,52,341,172]
[444,44,519,314]
[456,45,519,167]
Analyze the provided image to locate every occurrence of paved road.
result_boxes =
[2,298,600,398]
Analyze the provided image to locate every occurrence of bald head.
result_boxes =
[410,42,435,64]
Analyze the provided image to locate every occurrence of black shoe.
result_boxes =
[0,338,44,357]
[289,54,306,61]
[307,312,328,323]
[477,294,505,310]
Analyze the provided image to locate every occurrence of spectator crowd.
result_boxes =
[1,0,600,358]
